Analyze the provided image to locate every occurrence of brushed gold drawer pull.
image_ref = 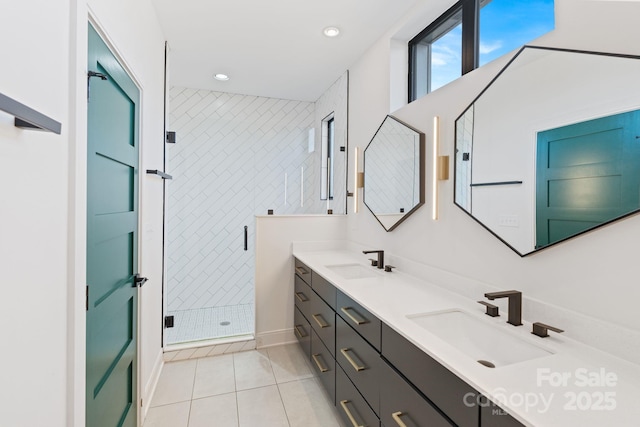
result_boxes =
[341,307,368,325]
[312,353,329,373]
[295,292,308,303]
[392,411,408,427]
[312,314,330,328]
[340,400,365,427]
[295,266,308,276]
[294,325,307,338]
[340,348,366,372]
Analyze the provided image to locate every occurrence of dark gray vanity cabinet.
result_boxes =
[336,364,380,427]
[481,404,525,427]
[293,257,527,427]
[312,271,337,308]
[293,258,338,403]
[380,360,454,427]
[309,289,336,357]
[294,258,312,285]
[294,306,311,358]
[294,275,312,319]
[311,329,336,404]
[382,323,479,427]
[337,290,382,351]
[336,315,382,415]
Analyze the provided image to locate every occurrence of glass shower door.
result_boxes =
[164,128,255,345]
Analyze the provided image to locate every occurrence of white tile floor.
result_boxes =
[165,304,255,345]
[144,344,344,427]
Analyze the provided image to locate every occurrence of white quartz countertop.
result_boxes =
[293,249,640,427]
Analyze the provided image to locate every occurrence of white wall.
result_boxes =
[347,0,640,362]
[0,0,165,426]
[255,216,347,347]
[0,2,70,426]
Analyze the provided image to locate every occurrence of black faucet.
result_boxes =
[362,250,384,269]
[484,290,522,326]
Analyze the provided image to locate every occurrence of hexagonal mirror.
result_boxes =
[364,115,425,231]
[455,46,640,256]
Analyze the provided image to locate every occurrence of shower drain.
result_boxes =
[220,321,231,326]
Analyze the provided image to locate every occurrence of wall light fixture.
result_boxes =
[353,147,364,213]
[432,116,449,220]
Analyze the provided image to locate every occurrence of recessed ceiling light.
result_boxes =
[323,27,340,37]
[214,73,229,81]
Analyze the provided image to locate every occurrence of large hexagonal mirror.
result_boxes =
[455,46,640,256]
[364,115,425,231]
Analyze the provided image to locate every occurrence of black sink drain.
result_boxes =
[477,360,495,368]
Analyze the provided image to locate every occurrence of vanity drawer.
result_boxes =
[294,257,312,285]
[311,329,336,405]
[294,275,313,320]
[381,323,479,427]
[380,359,454,427]
[337,290,381,351]
[336,364,380,427]
[309,290,336,356]
[336,315,381,415]
[294,306,311,359]
[481,401,525,427]
[312,271,336,309]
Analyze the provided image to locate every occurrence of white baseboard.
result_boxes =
[256,329,296,349]
[141,349,164,422]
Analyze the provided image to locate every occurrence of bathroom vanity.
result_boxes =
[292,249,640,427]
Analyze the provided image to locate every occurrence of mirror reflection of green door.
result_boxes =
[536,110,640,248]
[86,24,139,427]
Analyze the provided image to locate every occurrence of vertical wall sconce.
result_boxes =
[353,147,364,213]
[432,116,449,220]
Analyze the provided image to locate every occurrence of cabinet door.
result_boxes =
[381,324,479,427]
[312,271,337,309]
[481,402,525,427]
[336,315,381,415]
[294,306,311,359]
[311,329,336,405]
[337,290,382,351]
[380,360,454,427]
[336,364,380,427]
[310,290,336,356]
[294,258,312,285]
[294,274,313,321]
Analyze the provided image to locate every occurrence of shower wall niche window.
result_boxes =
[320,113,335,201]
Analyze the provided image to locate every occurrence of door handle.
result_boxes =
[244,225,248,251]
[133,274,148,288]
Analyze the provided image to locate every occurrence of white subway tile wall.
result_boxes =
[166,75,348,344]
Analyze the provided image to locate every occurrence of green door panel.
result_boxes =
[87,23,139,427]
[536,109,640,248]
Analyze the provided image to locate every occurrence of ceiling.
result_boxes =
[151,0,421,102]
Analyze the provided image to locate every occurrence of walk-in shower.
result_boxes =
[164,73,347,345]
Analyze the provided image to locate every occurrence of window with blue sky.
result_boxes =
[410,0,555,101]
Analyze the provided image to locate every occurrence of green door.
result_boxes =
[87,24,140,427]
[536,109,640,248]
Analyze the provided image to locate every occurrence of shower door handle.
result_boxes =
[244,226,248,251]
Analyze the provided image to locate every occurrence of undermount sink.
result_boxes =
[407,309,553,368]
[325,263,380,280]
